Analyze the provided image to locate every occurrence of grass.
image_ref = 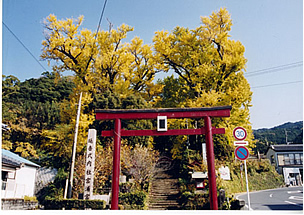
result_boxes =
[218,159,284,196]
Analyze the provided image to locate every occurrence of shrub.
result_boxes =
[24,196,38,202]
[43,198,106,210]
[179,192,210,210]
[119,190,147,210]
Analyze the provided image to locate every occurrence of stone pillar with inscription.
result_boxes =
[84,129,96,200]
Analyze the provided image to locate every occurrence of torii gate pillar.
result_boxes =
[204,116,217,210]
[112,118,121,209]
[96,106,232,210]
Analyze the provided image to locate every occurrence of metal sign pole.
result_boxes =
[240,163,243,189]
[244,160,251,210]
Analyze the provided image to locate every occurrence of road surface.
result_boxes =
[236,186,303,210]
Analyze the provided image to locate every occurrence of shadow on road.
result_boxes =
[264,204,303,210]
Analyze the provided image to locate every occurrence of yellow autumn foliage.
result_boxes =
[153,8,254,150]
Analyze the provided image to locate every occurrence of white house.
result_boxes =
[1,149,40,198]
[266,144,303,186]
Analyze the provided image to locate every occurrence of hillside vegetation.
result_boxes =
[218,159,284,195]
[253,121,303,155]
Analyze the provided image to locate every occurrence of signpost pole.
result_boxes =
[244,160,251,210]
[240,163,243,189]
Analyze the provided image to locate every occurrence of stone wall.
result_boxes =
[1,199,38,210]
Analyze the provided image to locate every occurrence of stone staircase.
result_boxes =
[148,168,180,210]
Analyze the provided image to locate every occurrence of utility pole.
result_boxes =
[67,92,82,199]
[285,129,289,144]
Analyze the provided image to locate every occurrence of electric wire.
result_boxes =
[245,61,303,88]
[246,61,302,74]
[251,80,302,89]
[3,0,108,75]
[85,0,108,70]
[245,61,303,77]
[3,21,48,71]
[95,0,108,39]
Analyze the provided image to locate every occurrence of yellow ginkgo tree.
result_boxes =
[41,15,162,102]
[40,14,163,162]
[153,8,254,152]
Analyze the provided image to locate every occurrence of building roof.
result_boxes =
[1,149,40,168]
[266,144,303,154]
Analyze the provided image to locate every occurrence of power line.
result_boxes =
[95,0,108,39]
[3,21,48,71]
[245,61,303,77]
[246,61,303,74]
[246,64,302,77]
[251,80,302,89]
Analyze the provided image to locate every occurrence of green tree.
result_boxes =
[2,73,75,161]
[2,75,20,103]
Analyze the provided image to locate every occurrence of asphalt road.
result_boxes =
[236,186,303,210]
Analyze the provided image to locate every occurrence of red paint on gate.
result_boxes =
[102,127,225,137]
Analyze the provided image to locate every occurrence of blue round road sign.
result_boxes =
[235,146,249,161]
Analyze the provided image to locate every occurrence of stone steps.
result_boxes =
[150,201,179,206]
[148,169,180,210]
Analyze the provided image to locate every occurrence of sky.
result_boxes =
[1,0,303,129]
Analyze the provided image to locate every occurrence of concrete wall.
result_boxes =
[2,165,38,198]
[15,165,37,197]
[1,199,38,210]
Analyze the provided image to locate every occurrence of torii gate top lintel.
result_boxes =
[95,105,232,120]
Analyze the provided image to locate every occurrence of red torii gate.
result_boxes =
[95,106,232,210]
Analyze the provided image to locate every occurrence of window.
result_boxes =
[278,153,303,166]
[295,154,301,165]
[1,171,8,191]
[278,154,284,166]
[1,171,8,181]
[289,154,295,165]
[2,181,7,191]
[284,154,290,165]
[282,153,303,165]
